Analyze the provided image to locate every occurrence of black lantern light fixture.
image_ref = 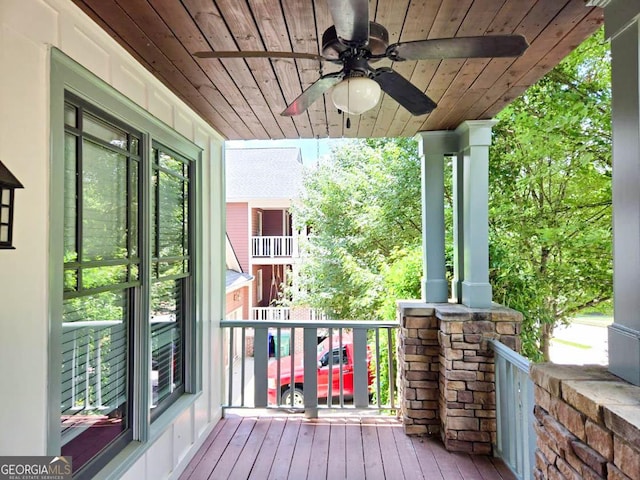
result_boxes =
[0,160,23,249]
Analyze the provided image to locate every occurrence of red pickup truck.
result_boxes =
[267,333,372,406]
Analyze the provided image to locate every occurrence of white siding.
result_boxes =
[0,0,225,478]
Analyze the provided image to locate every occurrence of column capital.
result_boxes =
[414,130,459,156]
[596,0,640,40]
[456,120,499,149]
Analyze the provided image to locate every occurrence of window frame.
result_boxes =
[60,95,142,478]
[149,142,194,421]
[49,48,203,476]
[257,269,263,303]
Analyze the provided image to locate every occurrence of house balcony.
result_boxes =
[252,236,297,259]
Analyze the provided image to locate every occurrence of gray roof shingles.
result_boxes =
[226,147,304,200]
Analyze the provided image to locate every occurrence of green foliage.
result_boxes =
[295,29,612,363]
[294,137,423,320]
[490,28,612,360]
[379,245,423,320]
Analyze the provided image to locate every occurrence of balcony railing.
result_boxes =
[252,307,291,320]
[251,307,330,321]
[490,339,536,480]
[251,236,295,258]
[220,319,398,416]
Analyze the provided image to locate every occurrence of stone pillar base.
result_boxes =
[397,301,522,455]
[531,363,640,480]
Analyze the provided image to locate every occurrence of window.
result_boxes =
[257,269,263,303]
[61,99,139,476]
[150,146,191,417]
[60,94,195,477]
[319,347,348,367]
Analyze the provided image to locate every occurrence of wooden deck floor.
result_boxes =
[179,414,516,480]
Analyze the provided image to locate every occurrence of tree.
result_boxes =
[294,137,423,320]
[294,28,612,363]
[489,28,612,361]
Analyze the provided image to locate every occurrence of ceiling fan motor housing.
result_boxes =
[321,22,389,61]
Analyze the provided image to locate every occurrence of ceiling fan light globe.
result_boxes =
[331,77,381,115]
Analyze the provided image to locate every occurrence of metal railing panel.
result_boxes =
[221,319,398,416]
[490,339,536,480]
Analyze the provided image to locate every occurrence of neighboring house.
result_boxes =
[225,234,252,364]
[226,147,304,320]
[225,234,253,322]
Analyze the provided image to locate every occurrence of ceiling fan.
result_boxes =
[194,0,529,117]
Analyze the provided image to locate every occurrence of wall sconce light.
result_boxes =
[0,160,24,250]
[233,292,241,302]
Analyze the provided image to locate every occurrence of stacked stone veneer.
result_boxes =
[532,364,640,480]
[397,301,522,455]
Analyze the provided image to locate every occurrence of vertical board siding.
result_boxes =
[227,202,250,272]
[0,1,225,478]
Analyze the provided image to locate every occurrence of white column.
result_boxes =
[600,0,640,385]
[451,151,464,303]
[415,131,458,303]
[456,120,497,309]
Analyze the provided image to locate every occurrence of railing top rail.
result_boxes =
[251,235,293,239]
[220,319,400,329]
[488,338,530,372]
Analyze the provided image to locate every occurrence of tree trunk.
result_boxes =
[541,322,554,362]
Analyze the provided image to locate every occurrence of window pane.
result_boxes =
[130,137,139,156]
[158,260,185,277]
[158,170,186,259]
[150,279,184,410]
[0,225,8,243]
[64,134,77,261]
[159,151,185,176]
[64,104,77,128]
[61,291,129,474]
[82,140,128,262]
[84,113,127,150]
[0,206,8,224]
[64,269,78,292]
[82,265,128,290]
[130,161,139,258]
[1,188,9,205]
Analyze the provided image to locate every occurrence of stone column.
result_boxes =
[397,301,522,455]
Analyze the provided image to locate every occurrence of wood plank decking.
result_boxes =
[180,414,516,480]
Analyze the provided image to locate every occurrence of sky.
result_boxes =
[225,138,353,166]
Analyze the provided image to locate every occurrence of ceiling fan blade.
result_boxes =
[194,50,325,61]
[281,72,344,116]
[387,34,529,61]
[326,0,369,46]
[371,68,436,116]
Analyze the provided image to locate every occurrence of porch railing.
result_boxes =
[220,319,398,417]
[251,236,295,257]
[490,339,537,480]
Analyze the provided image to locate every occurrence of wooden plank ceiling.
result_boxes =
[72,0,603,140]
